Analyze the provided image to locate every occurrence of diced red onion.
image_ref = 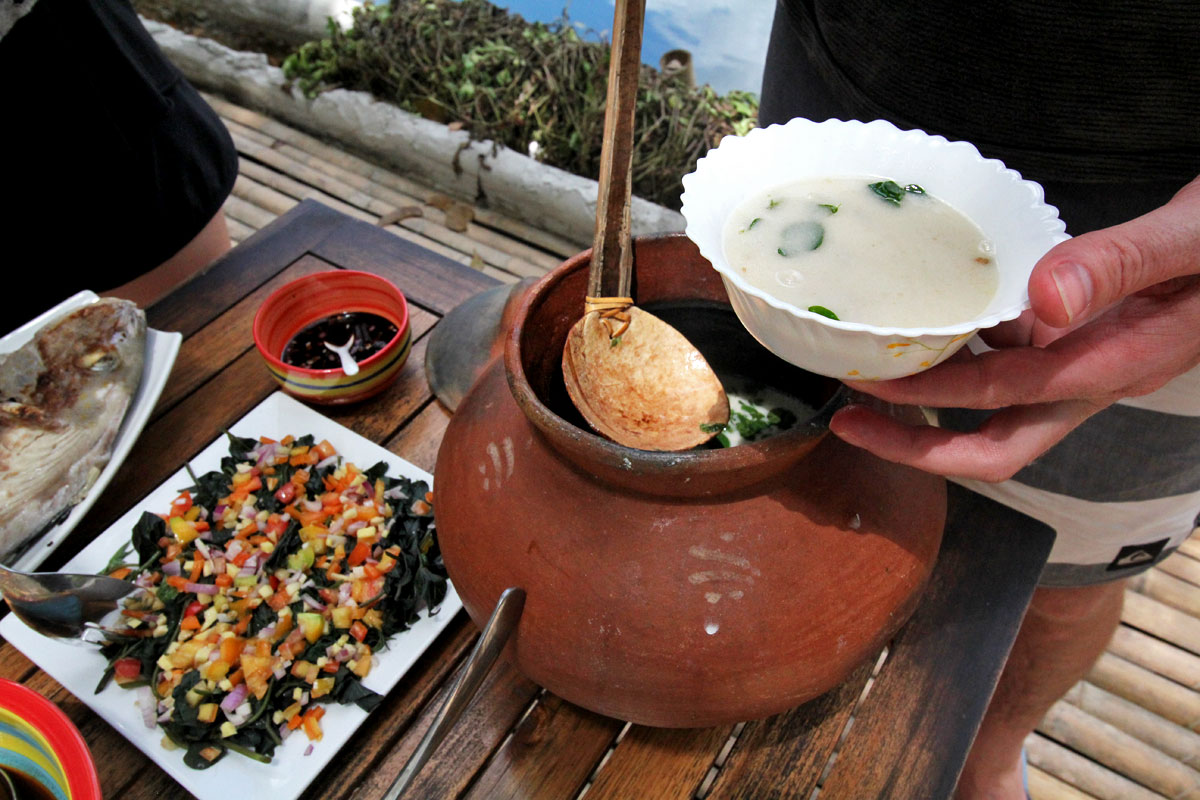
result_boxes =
[212,556,226,574]
[214,504,228,518]
[273,666,287,680]
[302,595,326,612]
[258,623,276,639]
[329,518,344,534]
[383,486,407,500]
[302,498,322,513]
[194,540,211,560]
[162,560,182,576]
[220,683,248,712]
[346,520,365,535]
[138,686,156,729]
[279,723,292,741]
[316,454,339,471]
[304,744,314,756]
[184,581,219,595]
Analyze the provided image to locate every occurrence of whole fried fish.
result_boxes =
[0,298,146,559]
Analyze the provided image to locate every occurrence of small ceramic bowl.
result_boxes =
[680,118,1070,380]
[253,270,412,404]
[0,678,101,800]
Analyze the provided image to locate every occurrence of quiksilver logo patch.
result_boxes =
[1107,539,1169,571]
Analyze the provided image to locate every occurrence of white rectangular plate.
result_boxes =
[2,291,182,571]
[0,391,463,800]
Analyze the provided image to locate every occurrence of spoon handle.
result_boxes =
[588,0,646,302]
[383,587,526,799]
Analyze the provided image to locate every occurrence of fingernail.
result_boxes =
[1051,262,1093,323]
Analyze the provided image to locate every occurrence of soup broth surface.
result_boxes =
[722,177,997,327]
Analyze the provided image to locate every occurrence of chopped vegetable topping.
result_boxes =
[807,305,839,320]
[95,433,447,769]
[868,180,927,206]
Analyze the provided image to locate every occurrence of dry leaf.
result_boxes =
[469,252,486,271]
[444,203,474,232]
[376,205,423,227]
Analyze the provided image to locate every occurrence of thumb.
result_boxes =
[1028,176,1200,329]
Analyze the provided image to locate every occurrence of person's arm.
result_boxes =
[827,175,1200,482]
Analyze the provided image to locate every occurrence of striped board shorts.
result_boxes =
[942,363,1200,586]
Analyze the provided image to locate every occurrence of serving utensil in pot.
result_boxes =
[560,0,728,451]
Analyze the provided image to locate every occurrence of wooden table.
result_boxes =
[0,200,1056,799]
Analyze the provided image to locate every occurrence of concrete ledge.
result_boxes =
[145,19,685,248]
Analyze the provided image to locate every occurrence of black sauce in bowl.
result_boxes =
[281,312,399,371]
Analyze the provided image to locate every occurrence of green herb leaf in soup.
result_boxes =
[869,180,926,206]
[780,221,824,253]
[807,305,839,320]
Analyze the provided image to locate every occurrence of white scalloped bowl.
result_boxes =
[680,118,1069,380]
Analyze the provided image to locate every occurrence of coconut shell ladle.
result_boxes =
[561,0,728,451]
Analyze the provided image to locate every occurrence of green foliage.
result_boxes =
[281,0,759,210]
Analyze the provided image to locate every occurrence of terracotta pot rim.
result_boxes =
[503,233,847,470]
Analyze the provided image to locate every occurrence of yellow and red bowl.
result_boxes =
[0,678,101,800]
[253,270,412,404]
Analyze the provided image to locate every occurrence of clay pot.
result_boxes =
[434,234,946,727]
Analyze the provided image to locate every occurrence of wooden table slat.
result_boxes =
[705,660,874,800]
[583,723,736,800]
[462,693,625,800]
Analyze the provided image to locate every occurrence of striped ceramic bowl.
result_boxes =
[253,270,412,404]
[0,678,101,800]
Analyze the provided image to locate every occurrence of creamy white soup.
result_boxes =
[722,177,997,328]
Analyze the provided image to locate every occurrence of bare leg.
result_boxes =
[953,579,1126,800]
[102,209,231,308]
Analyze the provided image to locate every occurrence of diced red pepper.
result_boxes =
[346,539,371,567]
[274,483,297,505]
[349,621,368,642]
[171,492,193,514]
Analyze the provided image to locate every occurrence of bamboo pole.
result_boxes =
[1037,702,1200,798]
[1025,734,1168,800]
[1157,553,1200,589]
[1178,533,1200,560]
[1087,652,1200,731]
[1129,569,1200,617]
[1027,765,1100,800]
[1107,625,1200,690]
[1061,681,1200,767]
[221,193,277,230]
[1122,590,1200,656]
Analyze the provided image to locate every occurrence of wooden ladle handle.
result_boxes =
[588,0,646,302]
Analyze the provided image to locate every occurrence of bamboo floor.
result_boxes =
[209,93,1200,800]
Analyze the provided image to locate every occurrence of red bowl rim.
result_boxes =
[0,677,102,799]
[252,270,411,377]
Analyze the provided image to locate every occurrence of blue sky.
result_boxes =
[495,0,775,95]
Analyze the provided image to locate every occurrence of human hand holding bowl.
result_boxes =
[829,175,1200,482]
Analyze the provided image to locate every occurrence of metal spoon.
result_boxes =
[324,335,360,376]
[561,0,728,451]
[384,587,525,799]
[0,563,139,641]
